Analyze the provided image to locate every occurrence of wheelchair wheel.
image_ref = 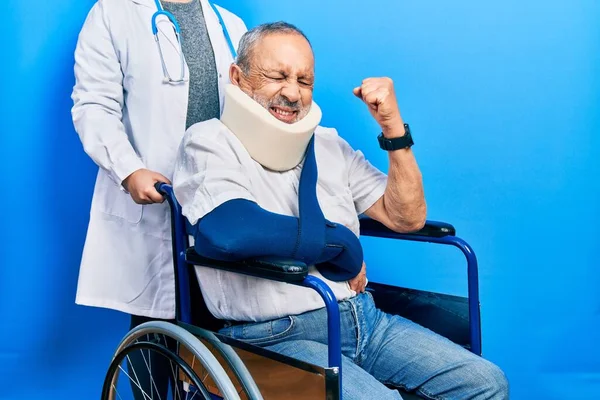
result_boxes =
[102,321,242,400]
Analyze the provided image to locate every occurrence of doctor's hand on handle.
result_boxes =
[122,169,171,204]
[353,77,406,139]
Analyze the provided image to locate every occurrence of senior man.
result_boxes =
[173,22,508,400]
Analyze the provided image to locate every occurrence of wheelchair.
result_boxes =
[101,183,482,400]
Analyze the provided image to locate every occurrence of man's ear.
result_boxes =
[229,64,243,86]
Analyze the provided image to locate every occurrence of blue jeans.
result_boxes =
[219,292,508,400]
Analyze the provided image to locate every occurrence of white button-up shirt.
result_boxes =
[173,119,387,322]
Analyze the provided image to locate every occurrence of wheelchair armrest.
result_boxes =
[185,248,309,283]
[359,216,456,238]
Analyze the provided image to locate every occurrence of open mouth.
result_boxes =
[270,106,298,123]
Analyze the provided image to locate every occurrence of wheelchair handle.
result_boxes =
[154,181,169,196]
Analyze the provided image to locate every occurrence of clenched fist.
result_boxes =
[122,168,171,204]
[353,77,405,138]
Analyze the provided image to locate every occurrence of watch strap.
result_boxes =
[377,123,414,151]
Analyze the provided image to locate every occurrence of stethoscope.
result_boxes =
[151,0,238,84]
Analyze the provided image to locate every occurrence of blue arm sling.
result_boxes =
[190,136,363,281]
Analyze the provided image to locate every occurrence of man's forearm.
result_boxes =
[379,122,427,232]
[383,144,427,232]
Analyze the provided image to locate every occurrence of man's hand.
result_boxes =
[348,262,367,293]
[122,169,171,204]
[353,77,405,138]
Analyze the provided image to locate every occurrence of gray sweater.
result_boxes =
[163,0,220,129]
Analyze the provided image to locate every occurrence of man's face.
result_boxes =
[232,32,315,124]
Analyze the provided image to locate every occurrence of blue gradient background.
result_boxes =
[1,1,598,398]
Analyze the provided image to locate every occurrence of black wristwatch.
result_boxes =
[377,123,414,151]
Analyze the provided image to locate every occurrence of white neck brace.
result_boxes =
[220,84,322,171]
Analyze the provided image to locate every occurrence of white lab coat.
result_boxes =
[71,0,247,319]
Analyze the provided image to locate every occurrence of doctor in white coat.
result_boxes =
[71,0,247,397]
[72,0,246,320]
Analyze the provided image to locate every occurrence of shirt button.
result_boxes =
[219,73,222,78]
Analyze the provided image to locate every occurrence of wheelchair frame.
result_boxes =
[151,182,482,399]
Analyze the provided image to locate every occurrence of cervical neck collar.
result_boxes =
[220,84,322,171]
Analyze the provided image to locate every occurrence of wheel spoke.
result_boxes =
[139,345,163,400]
[188,386,199,400]
[168,356,182,400]
[111,384,124,400]
[119,362,153,400]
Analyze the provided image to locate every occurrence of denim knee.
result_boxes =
[476,360,509,400]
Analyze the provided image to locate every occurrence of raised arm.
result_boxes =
[353,77,427,232]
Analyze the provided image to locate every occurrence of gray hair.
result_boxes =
[236,22,312,74]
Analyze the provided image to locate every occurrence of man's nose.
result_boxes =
[280,81,301,104]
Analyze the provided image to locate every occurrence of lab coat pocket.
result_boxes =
[95,171,143,224]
